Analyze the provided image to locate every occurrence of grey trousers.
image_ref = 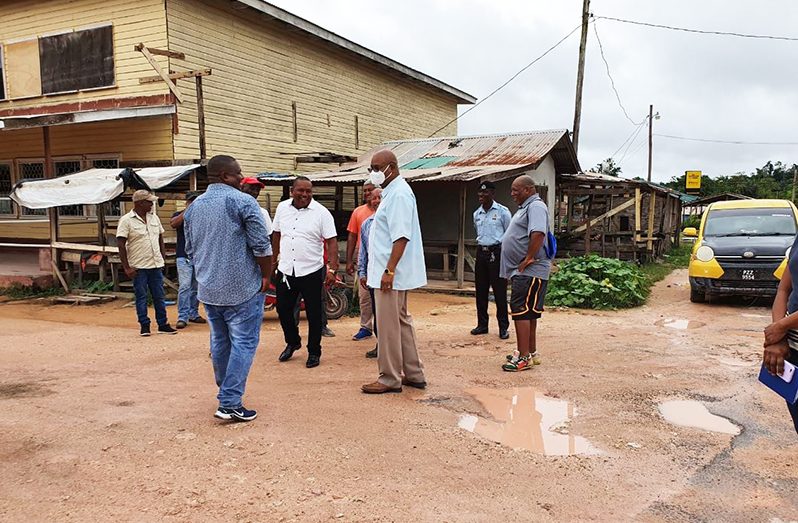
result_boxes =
[374,290,425,388]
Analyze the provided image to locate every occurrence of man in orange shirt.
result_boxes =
[346,181,376,341]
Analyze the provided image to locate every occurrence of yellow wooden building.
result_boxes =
[0,0,475,244]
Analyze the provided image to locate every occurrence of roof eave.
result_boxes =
[235,0,477,104]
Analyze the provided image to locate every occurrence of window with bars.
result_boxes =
[93,158,122,216]
[18,162,46,216]
[0,163,12,215]
[55,160,84,216]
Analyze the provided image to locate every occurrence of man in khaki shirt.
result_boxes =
[117,190,177,336]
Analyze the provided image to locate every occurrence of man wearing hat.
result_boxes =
[240,177,273,235]
[117,190,177,336]
[471,181,512,339]
[170,191,206,329]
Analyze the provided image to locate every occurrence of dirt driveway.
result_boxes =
[1,269,796,522]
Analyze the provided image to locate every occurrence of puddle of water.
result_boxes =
[655,318,706,330]
[457,387,600,456]
[658,400,740,435]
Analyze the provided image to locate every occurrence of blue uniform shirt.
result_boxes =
[184,183,272,306]
[358,215,375,280]
[366,176,427,291]
[473,200,511,246]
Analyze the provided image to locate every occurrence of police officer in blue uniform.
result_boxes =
[471,181,512,339]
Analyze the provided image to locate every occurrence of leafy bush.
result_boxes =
[0,283,64,300]
[548,255,648,309]
[682,214,701,230]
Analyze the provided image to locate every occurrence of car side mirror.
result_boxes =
[683,227,698,238]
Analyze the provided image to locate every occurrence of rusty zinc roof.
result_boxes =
[261,130,581,185]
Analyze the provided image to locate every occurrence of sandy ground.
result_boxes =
[1,269,797,522]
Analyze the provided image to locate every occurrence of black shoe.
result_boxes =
[176,320,187,329]
[365,347,378,359]
[214,406,257,422]
[279,343,301,362]
[470,327,488,335]
[321,326,335,337]
[306,355,320,368]
[140,324,151,337]
[158,324,178,335]
[189,317,207,324]
[499,329,510,340]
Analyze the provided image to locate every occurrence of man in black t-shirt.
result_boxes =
[170,192,206,329]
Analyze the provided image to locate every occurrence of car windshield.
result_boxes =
[703,207,797,237]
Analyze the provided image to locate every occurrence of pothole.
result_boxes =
[457,387,600,456]
[658,399,740,435]
[655,318,706,330]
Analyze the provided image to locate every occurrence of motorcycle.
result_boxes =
[264,272,349,320]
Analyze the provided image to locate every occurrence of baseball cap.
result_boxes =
[241,177,265,188]
[132,190,158,202]
[479,181,496,191]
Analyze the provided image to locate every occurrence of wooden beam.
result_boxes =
[135,43,184,103]
[572,198,635,233]
[647,193,656,252]
[634,188,641,242]
[291,101,298,143]
[51,260,70,293]
[133,44,185,60]
[196,75,207,159]
[456,184,466,288]
[139,68,211,84]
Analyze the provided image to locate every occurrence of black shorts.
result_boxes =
[509,276,547,320]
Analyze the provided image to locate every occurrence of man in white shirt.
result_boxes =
[272,176,338,368]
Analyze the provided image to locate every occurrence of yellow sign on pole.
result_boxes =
[685,171,702,194]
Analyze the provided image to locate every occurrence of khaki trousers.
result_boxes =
[358,280,374,331]
[375,289,425,388]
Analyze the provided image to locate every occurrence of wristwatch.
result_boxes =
[384,268,395,276]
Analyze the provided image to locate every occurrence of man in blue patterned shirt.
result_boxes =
[184,155,272,422]
[358,187,382,359]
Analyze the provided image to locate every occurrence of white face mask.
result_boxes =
[369,164,391,187]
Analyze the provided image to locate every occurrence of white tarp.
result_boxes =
[10,165,201,209]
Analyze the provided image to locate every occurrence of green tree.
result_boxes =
[663,161,798,199]
[591,158,622,177]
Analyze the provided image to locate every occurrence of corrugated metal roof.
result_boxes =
[261,130,581,185]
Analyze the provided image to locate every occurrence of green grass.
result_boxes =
[0,284,65,300]
[640,244,692,285]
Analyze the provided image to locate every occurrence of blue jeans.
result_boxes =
[176,257,200,322]
[133,268,168,327]
[205,291,265,409]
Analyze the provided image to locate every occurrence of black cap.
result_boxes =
[479,181,496,191]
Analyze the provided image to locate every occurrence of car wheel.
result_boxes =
[690,287,706,303]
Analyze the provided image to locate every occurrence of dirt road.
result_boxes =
[1,269,796,522]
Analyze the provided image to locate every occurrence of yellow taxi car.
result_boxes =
[684,199,798,303]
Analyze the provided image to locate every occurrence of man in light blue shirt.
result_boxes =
[184,155,272,422]
[471,181,512,339]
[361,150,427,394]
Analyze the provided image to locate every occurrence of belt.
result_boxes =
[478,244,501,252]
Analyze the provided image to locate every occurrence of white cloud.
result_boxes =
[268,0,798,182]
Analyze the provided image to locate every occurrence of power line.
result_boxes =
[592,22,643,125]
[595,15,798,42]
[617,120,648,165]
[654,133,798,145]
[609,117,648,159]
[427,22,586,138]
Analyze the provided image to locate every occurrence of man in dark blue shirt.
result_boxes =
[170,192,205,329]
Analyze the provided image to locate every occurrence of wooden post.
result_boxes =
[571,0,590,154]
[456,184,466,288]
[584,196,592,255]
[291,102,298,143]
[647,104,654,182]
[44,127,60,280]
[634,188,641,242]
[565,194,574,233]
[647,192,656,253]
[195,75,207,160]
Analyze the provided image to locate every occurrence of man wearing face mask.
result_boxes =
[271,176,338,369]
[361,150,427,394]
[184,155,272,422]
[117,190,177,336]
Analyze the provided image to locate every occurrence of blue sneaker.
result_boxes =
[214,406,257,422]
[352,327,373,341]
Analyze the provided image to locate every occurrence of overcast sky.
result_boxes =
[269,0,798,184]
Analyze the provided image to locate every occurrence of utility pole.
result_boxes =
[647,104,653,182]
[571,0,590,155]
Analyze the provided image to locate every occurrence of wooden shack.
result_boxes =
[556,173,683,261]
